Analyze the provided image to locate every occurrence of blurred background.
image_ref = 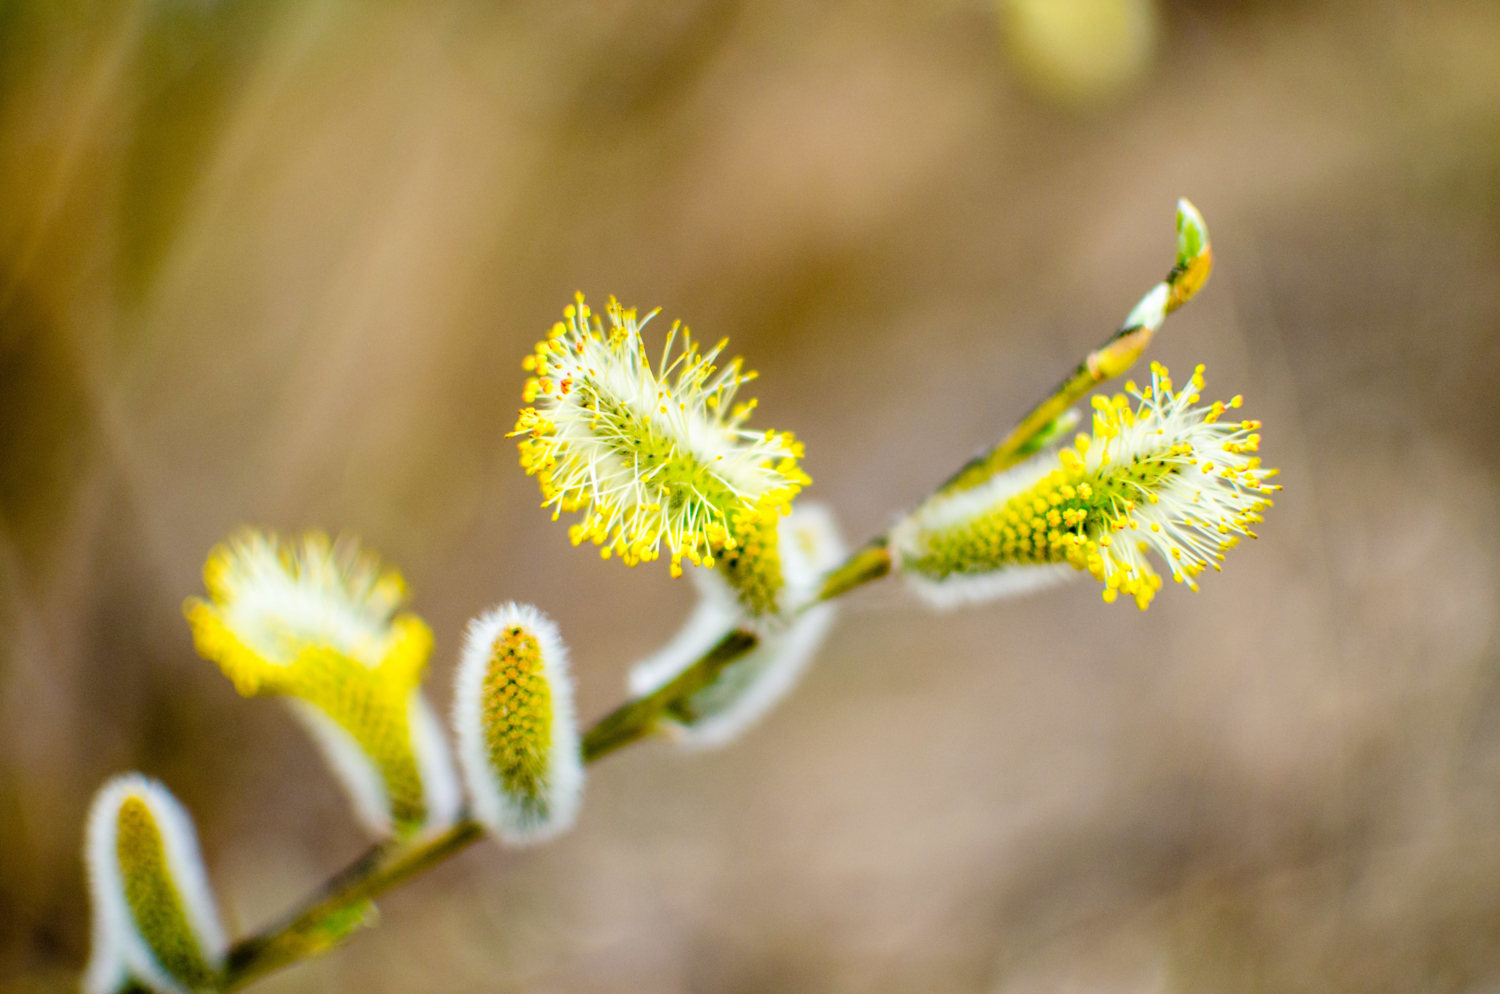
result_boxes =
[3,0,1499,990]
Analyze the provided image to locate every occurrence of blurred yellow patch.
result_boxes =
[1001,0,1158,105]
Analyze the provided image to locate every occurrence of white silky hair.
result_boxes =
[534,309,800,566]
[452,603,584,845]
[200,531,459,840]
[626,571,741,699]
[564,334,782,501]
[284,690,459,840]
[207,533,402,669]
[628,502,846,748]
[83,774,226,994]
[899,561,1076,611]
[408,693,463,836]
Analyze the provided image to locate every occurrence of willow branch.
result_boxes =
[220,197,1212,994]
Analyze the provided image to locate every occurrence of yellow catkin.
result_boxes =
[278,647,428,832]
[512,295,808,614]
[185,598,436,836]
[116,799,219,992]
[901,363,1278,610]
[907,459,1165,604]
[481,625,554,811]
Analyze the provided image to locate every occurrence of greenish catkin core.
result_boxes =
[284,649,426,833]
[482,626,555,813]
[582,385,743,524]
[116,798,219,992]
[583,384,786,614]
[908,457,1178,579]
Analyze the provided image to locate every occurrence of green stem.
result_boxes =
[223,823,482,990]
[581,628,759,762]
[816,538,890,602]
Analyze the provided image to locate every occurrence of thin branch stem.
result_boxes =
[224,824,483,990]
[816,538,890,602]
[580,628,759,762]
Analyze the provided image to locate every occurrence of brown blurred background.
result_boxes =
[3,0,1499,990]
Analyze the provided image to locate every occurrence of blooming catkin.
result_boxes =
[84,775,226,994]
[512,294,809,615]
[893,363,1279,609]
[183,531,460,838]
[453,603,584,845]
